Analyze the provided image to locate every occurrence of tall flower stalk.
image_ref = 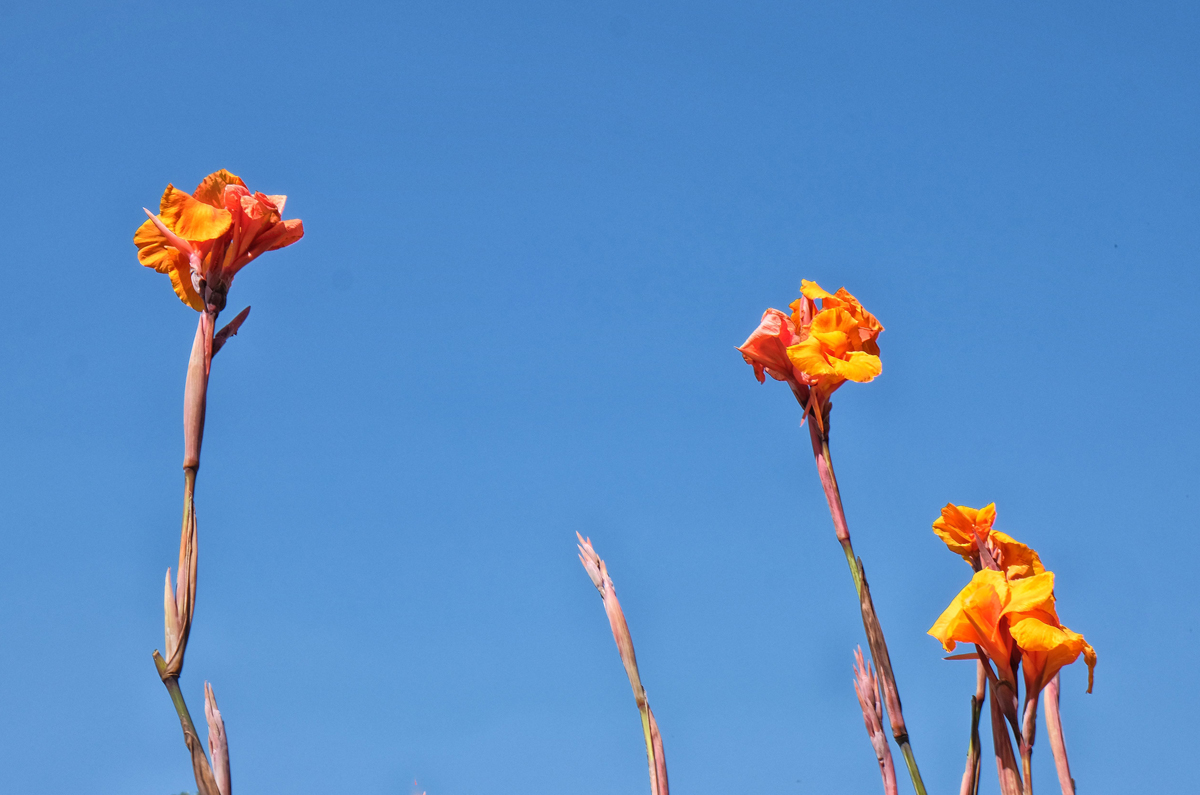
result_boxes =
[577,534,668,795]
[738,280,926,794]
[136,170,303,795]
[1043,673,1075,794]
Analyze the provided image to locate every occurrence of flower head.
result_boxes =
[933,503,1044,579]
[738,280,883,422]
[930,569,1095,695]
[135,170,304,312]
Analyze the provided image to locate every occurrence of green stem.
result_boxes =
[842,538,863,597]
[899,741,928,795]
[154,653,220,795]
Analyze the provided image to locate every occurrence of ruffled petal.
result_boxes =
[192,170,246,207]
[738,308,798,383]
[990,531,1045,579]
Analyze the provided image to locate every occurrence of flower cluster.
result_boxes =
[738,285,1097,795]
[928,503,1095,698]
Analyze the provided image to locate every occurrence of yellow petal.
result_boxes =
[1008,616,1073,652]
[830,350,882,382]
[800,279,835,301]
[1003,571,1056,617]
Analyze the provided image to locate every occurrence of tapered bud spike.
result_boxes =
[163,569,180,654]
[852,646,898,795]
[576,534,668,795]
[205,682,231,795]
[212,307,251,357]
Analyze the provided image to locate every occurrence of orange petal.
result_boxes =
[134,218,175,273]
[167,264,205,310]
[192,170,246,207]
[932,503,979,559]
[990,531,1045,580]
[160,185,233,241]
[265,217,304,251]
[786,337,838,378]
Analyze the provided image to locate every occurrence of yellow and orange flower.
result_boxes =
[933,503,1044,580]
[929,569,1095,694]
[135,170,303,311]
[739,280,883,417]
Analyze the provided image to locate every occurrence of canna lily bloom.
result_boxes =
[738,280,883,423]
[928,569,1059,690]
[135,170,304,312]
[933,503,1044,579]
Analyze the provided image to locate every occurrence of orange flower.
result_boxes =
[785,280,883,406]
[739,280,883,422]
[930,569,1095,695]
[933,503,1044,580]
[135,170,304,311]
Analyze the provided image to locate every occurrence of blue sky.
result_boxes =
[0,2,1196,793]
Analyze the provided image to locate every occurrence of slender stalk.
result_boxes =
[989,680,1024,795]
[960,661,986,795]
[154,653,221,795]
[1021,694,1039,795]
[578,535,668,795]
[806,418,925,795]
[1043,673,1075,794]
[154,310,224,795]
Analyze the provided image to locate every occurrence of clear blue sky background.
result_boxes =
[0,2,1196,793]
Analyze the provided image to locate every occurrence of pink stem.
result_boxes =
[182,313,214,472]
[1043,673,1074,794]
[990,681,1024,795]
[807,416,851,544]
